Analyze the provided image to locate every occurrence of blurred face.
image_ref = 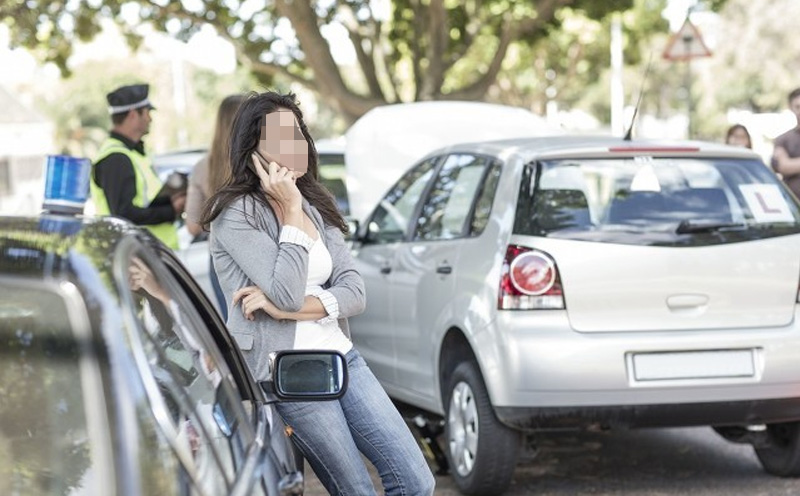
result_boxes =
[791,96,800,125]
[133,108,152,137]
[258,109,309,177]
[726,128,751,148]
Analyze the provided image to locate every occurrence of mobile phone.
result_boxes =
[250,150,283,175]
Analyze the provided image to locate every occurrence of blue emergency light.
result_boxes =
[42,155,91,214]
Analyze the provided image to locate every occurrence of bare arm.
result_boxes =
[233,287,327,321]
[774,146,800,176]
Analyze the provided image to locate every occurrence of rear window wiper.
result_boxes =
[676,220,746,234]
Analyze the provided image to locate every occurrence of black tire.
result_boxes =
[444,361,521,495]
[755,422,800,477]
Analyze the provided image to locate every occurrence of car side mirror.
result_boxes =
[262,351,348,401]
[344,217,360,242]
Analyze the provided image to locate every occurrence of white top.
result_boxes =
[293,232,353,354]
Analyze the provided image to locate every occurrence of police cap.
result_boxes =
[107,84,156,115]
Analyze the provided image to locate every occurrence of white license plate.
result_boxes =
[632,349,756,381]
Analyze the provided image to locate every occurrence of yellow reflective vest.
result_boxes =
[90,137,179,250]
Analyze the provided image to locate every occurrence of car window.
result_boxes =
[319,152,350,215]
[0,281,108,496]
[118,247,256,494]
[414,154,492,240]
[366,157,438,244]
[470,161,502,236]
[514,157,800,246]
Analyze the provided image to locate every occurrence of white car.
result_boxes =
[348,135,800,495]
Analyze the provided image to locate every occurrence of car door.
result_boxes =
[116,242,271,495]
[350,157,440,387]
[392,154,499,399]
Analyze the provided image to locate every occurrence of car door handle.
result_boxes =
[380,265,392,274]
[436,264,452,275]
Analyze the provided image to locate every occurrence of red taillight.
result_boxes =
[498,245,565,310]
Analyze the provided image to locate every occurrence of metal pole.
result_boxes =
[683,34,693,139]
[610,14,624,136]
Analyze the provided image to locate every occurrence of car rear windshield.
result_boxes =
[514,157,800,246]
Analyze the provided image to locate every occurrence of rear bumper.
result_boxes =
[471,308,800,426]
[495,397,800,430]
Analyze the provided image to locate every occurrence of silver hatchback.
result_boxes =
[348,136,800,495]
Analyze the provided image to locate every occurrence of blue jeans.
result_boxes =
[275,349,435,496]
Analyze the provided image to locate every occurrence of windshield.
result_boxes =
[0,282,103,496]
[514,157,800,246]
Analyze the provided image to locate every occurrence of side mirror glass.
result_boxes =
[344,217,360,242]
[271,351,348,400]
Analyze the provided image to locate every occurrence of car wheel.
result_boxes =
[755,422,800,477]
[445,361,520,495]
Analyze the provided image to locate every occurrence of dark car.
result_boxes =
[0,214,346,495]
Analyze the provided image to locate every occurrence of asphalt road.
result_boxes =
[303,426,799,495]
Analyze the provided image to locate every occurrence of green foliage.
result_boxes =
[4,0,635,121]
[33,58,257,156]
[490,0,665,117]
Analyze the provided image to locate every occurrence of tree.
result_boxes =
[2,0,633,122]
[491,0,669,118]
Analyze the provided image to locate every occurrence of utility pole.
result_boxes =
[682,33,693,138]
[610,13,624,136]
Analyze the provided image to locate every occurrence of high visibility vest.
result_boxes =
[90,137,179,250]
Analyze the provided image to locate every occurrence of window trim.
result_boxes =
[463,156,504,238]
[112,237,229,492]
[361,155,444,244]
[410,153,503,243]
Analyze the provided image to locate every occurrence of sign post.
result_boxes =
[663,17,712,138]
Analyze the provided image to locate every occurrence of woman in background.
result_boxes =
[185,94,245,319]
[725,123,753,149]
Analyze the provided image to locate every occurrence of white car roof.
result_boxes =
[433,136,764,162]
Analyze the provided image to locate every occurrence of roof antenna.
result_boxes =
[623,51,654,141]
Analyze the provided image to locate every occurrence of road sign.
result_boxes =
[663,18,712,61]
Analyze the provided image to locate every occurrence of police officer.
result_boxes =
[90,83,184,249]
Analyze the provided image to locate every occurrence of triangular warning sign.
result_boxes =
[663,18,712,61]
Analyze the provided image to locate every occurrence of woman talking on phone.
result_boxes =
[200,91,435,496]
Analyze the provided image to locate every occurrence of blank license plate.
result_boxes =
[632,350,755,381]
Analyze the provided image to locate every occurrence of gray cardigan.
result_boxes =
[210,195,366,380]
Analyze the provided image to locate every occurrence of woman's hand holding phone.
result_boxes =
[250,153,302,226]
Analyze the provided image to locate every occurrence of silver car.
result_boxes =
[348,136,800,495]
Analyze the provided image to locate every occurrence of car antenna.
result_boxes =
[623,51,654,141]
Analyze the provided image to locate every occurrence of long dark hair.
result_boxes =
[207,94,246,196]
[200,91,346,233]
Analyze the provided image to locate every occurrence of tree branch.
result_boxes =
[419,0,447,99]
[275,0,383,121]
[410,0,424,101]
[442,0,481,74]
[340,5,384,100]
[140,0,316,90]
[446,0,569,100]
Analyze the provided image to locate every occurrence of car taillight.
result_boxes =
[498,245,565,310]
